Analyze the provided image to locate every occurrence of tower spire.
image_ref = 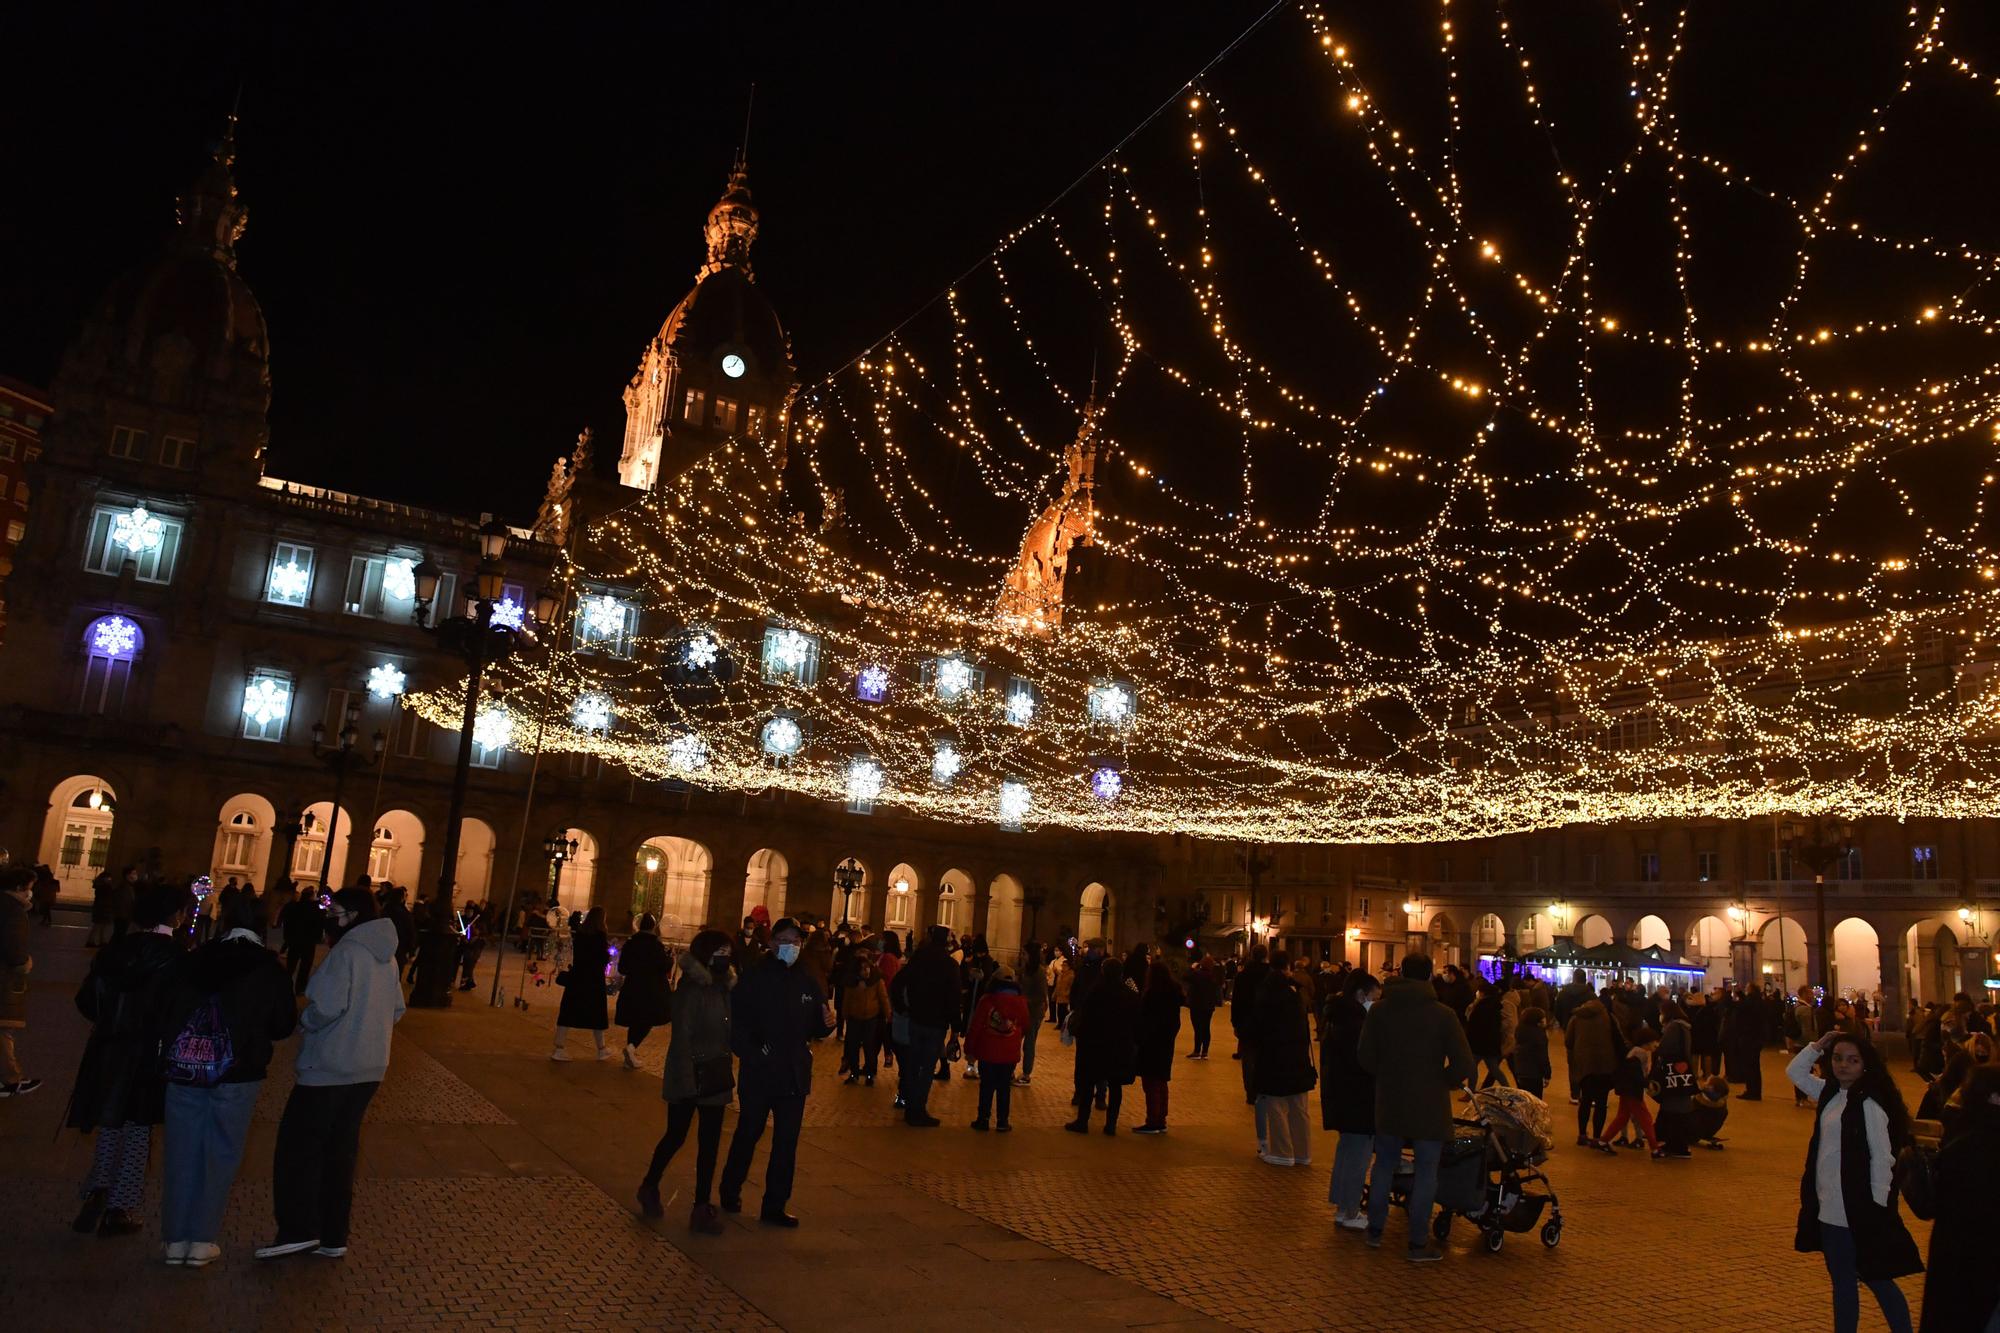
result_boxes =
[701,148,760,278]
[738,83,756,169]
[177,106,248,264]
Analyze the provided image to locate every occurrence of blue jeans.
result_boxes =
[1367,1134,1443,1248]
[902,1024,946,1117]
[1329,1129,1374,1214]
[1819,1224,1912,1333]
[162,1080,262,1243]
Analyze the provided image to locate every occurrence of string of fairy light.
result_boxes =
[407,0,2000,843]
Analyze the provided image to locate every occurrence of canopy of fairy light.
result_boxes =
[410,1,2000,844]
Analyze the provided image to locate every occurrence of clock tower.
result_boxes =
[616,157,795,491]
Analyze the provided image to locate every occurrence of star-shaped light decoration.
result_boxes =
[267,559,311,603]
[667,733,709,774]
[685,634,719,669]
[1091,767,1124,802]
[242,676,290,727]
[90,615,138,659]
[490,596,526,631]
[932,742,963,786]
[1088,682,1133,725]
[768,628,811,674]
[998,779,1032,829]
[857,664,891,702]
[111,505,165,555]
[472,706,513,752]
[847,756,886,804]
[935,656,974,700]
[572,692,613,732]
[367,663,407,700]
[761,716,802,757]
[1005,688,1036,726]
[582,594,627,640]
[383,557,417,602]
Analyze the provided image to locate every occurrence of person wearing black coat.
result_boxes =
[1135,961,1183,1133]
[718,917,831,1226]
[616,916,672,1067]
[280,891,323,996]
[1231,946,1271,1122]
[1066,961,1140,1135]
[552,908,612,1061]
[1920,1066,2000,1333]
[68,883,188,1237]
[1184,958,1220,1058]
[1730,987,1770,1100]
[155,888,297,1264]
[1253,954,1317,1167]
[1466,986,1507,1088]
[899,926,960,1126]
[1321,972,1380,1228]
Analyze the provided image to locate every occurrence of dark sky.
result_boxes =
[0,1,1273,519]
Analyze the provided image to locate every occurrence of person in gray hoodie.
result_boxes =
[257,886,405,1261]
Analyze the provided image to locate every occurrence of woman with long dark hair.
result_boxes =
[1787,1031,1920,1333]
[1133,960,1183,1134]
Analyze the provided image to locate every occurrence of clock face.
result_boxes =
[721,353,746,379]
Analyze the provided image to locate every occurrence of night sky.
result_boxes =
[0,1,1270,519]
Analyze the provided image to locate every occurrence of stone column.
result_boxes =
[1730,936,1759,989]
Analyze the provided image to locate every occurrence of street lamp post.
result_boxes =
[1238,843,1271,958]
[833,857,863,930]
[275,808,309,884]
[1781,815,1856,998]
[408,521,559,1009]
[310,699,385,895]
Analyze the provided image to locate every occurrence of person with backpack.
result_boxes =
[156,887,296,1266]
[257,886,404,1261]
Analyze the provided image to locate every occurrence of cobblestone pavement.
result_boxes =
[1,927,1938,1330]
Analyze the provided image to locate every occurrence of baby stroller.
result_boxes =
[1384,1086,1564,1253]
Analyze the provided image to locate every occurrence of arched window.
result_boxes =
[80,615,143,715]
[367,825,398,882]
[936,879,959,930]
[218,810,258,873]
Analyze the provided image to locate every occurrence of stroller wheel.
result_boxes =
[1482,1228,1505,1253]
[1540,1220,1562,1249]
[1431,1212,1452,1242]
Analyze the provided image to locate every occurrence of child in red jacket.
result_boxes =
[966,965,1029,1131]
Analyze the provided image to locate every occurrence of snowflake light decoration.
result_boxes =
[935,656,974,700]
[242,676,290,727]
[768,628,811,673]
[931,743,963,786]
[89,615,138,659]
[998,779,1032,830]
[684,634,719,669]
[367,663,407,700]
[857,664,891,703]
[111,505,165,555]
[489,596,526,631]
[1005,688,1036,726]
[1091,767,1124,802]
[667,733,709,774]
[382,557,417,602]
[761,716,803,757]
[572,692,613,732]
[472,706,513,752]
[1087,682,1133,725]
[267,559,311,603]
[847,756,886,806]
[582,594,627,640]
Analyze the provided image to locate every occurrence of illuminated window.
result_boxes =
[344,554,431,618]
[266,542,315,607]
[83,503,184,582]
[683,389,707,423]
[574,590,637,658]
[761,626,820,685]
[241,670,293,742]
[715,398,739,433]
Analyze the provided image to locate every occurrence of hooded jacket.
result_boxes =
[156,932,298,1084]
[1357,975,1476,1140]
[296,916,406,1086]
[68,929,184,1129]
[1320,993,1375,1134]
[967,979,1029,1066]
[663,953,734,1105]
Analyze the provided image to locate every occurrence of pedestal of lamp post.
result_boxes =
[1729,936,1759,989]
[409,921,459,1007]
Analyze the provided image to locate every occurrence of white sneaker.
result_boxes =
[164,1241,190,1265]
[622,1045,639,1069]
[311,1245,346,1258]
[183,1242,222,1267]
[595,1047,615,1061]
[254,1238,319,1260]
[1336,1214,1369,1230]
[550,1049,571,1062]
[1012,1076,1030,1087]
[1259,1153,1295,1167]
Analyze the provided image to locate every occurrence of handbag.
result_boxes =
[694,1053,735,1099]
[1894,1142,1938,1220]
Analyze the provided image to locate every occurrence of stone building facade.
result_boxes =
[0,374,50,640]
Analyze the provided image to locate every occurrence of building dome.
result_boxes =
[655,265,789,383]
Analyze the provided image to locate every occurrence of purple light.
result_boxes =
[1091,767,1123,802]
[856,664,890,703]
[87,615,140,659]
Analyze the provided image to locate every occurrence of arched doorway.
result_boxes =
[1759,915,1809,993]
[1628,915,1671,950]
[554,828,599,915]
[1688,915,1734,991]
[294,801,358,889]
[987,874,1025,959]
[885,863,921,936]
[937,869,973,937]
[742,847,787,923]
[1079,882,1111,944]
[635,836,713,942]
[366,809,425,887]
[211,793,276,890]
[1474,912,1507,952]
[453,817,496,901]
[1573,914,1615,949]
[1905,921,1961,1004]
[1831,918,1882,1002]
[1426,911,1459,967]
[40,776,117,889]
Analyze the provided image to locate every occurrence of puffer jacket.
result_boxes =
[663,954,735,1106]
[1565,997,1620,1079]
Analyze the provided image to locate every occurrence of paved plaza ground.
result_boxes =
[1,920,1936,1331]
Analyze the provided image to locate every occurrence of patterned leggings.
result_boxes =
[85,1123,151,1210]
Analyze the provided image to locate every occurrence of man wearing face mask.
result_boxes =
[718,917,832,1227]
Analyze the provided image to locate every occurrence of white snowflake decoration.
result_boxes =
[367,663,407,700]
[582,594,628,640]
[1092,767,1124,802]
[111,505,165,555]
[858,664,891,699]
[1088,682,1133,725]
[1005,688,1036,726]
[935,656,974,700]
[242,676,290,727]
[490,596,526,631]
[267,559,311,603]
[90,616,138,658]
[667,733,709,774]
[769,628,811,673]
[847,757,886,804]
[383,557,417,602]
[684,634,719,669]
[572,692,613,732]
[762,716,803,757]
[931,744,963,786]
[998,780,1032,829]
[472,706,513,752]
